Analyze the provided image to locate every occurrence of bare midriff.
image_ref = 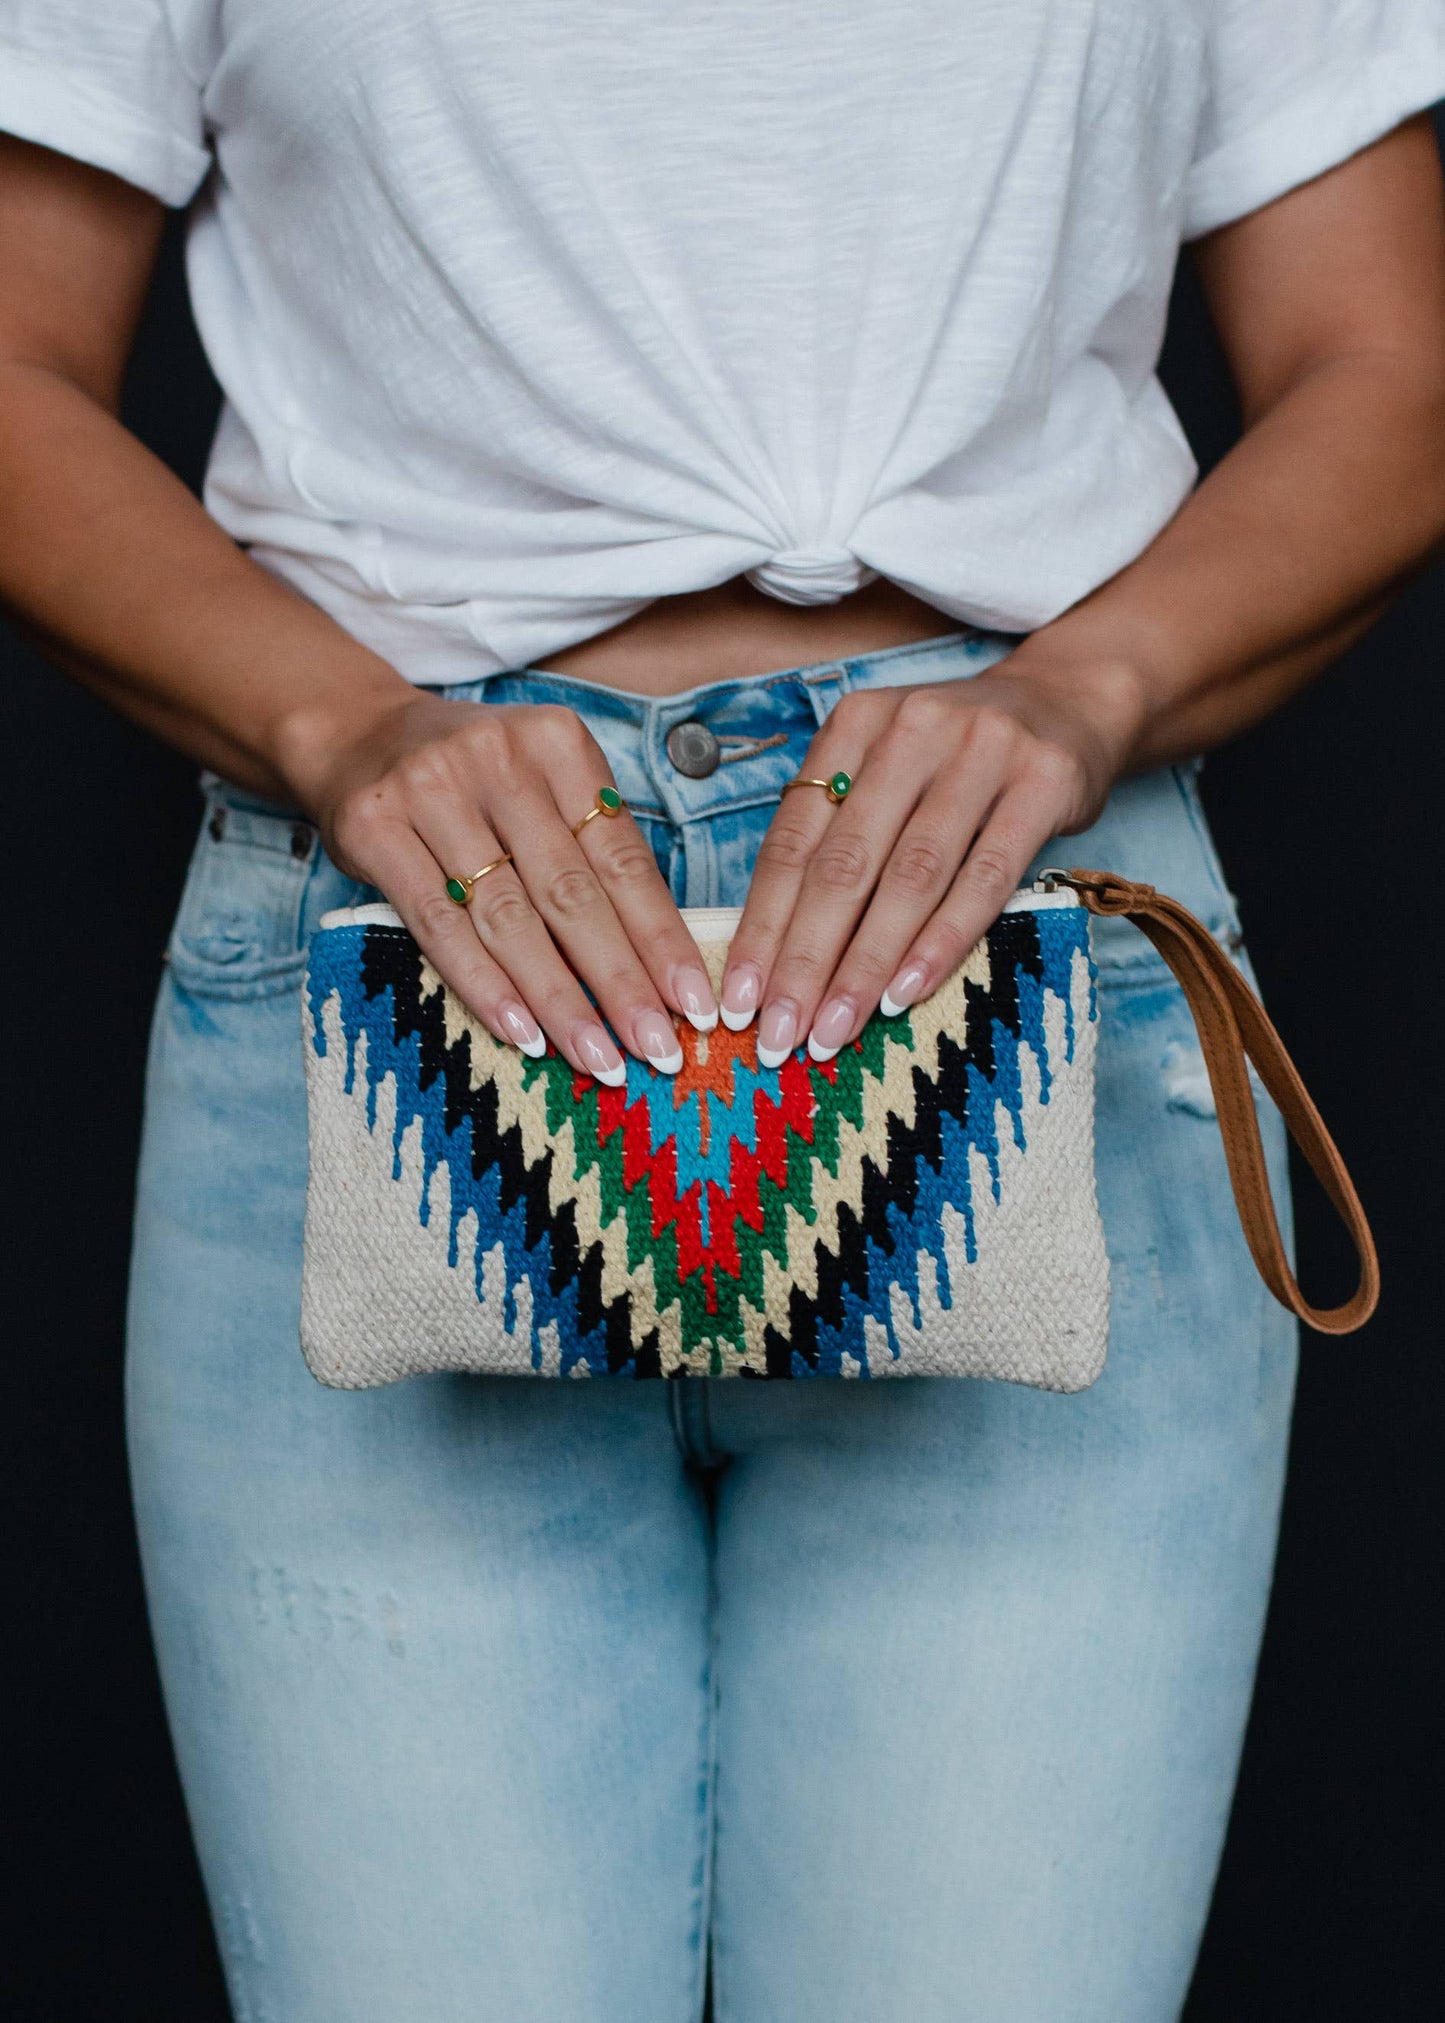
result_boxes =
[538,575,962,695]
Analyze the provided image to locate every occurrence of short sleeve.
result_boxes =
[0,0,210,206]
[1185,0,1445,240]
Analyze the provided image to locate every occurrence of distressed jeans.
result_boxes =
[127,633,1297,2022]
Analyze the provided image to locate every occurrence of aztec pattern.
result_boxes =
[301,901,1109,1391]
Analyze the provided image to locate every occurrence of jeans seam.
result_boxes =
[1171,760,1237,914]
[667,1381,686,1457]
[689,1545,720,2023]
[698,1380,722,1465]
[692,818,722,909]
[668,1382,702,1462]
[669,1378,727,1467]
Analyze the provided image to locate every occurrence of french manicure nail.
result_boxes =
[807,995,857,1063]
[880,964,928,1019]
[576,1022,627,1087]
[635,1009,684,1075]
[673,964,718,1033]
[721,962,760,1032]
[757,1000,798,1070]
[500,1003,546,1058]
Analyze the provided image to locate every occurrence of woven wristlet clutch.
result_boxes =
[299,871,1377,1392]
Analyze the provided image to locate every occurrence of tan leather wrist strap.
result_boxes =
[1060,869,1379,1335]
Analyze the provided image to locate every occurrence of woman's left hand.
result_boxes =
[720,656,1145,1063]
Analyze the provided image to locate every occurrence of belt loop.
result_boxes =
[801,662,849,725]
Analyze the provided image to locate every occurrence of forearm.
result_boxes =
[1007,345,1445,774]
[0,358,412,805]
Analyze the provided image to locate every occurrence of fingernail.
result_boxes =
[721,962,760,1032]
[757,1000,798,1070]
[634,1009,684,1074]
[576,1022,627,1087]
[673,964,718,1033]
[807,995,857,1063]
[881,964,928,1019]
[500,1003,546,1058]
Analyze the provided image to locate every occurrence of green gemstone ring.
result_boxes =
[445,852,514,905]
[571,784,626,836]
[781,769,853,805]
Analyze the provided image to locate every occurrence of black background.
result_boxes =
[4,120,1443,2019]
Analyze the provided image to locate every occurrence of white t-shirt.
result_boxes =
[2,2,1443,681]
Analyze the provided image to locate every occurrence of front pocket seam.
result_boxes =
[165,941,311,1002]
[168,809,315,998]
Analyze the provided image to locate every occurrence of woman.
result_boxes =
[1,3,1443,2016]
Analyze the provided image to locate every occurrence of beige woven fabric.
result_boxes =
[301,899,1109,1390]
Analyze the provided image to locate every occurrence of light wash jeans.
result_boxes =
[127,633,1297,2023]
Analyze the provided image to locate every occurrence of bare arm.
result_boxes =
[1031,113,1445,769]
[0,136,717,1077]
[727,118,1445,1061]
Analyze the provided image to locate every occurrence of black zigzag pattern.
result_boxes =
[356,911,1045,1376]
[358,926,642,1359]
[765,913,1044,1371]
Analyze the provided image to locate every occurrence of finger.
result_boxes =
[753,773,939,1067]
[874,784,1056,1029]
[798,701,1048,1057]
[567,788,718,1034]
[360,818,587,1068]
[720,689,888,1040]
[803,713,1081,1060]
[407,804,632,1086]
[799,778,990,1058]
[484,742,688,1074]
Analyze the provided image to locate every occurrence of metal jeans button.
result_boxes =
[665,720,721,778]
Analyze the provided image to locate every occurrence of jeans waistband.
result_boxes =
[459,627,1010,721]
[199,627,1240,945]
[464,629,1015,829]
[201,630,1013,826]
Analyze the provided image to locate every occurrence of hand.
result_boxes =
[289,688,717,1080]
[719,657,1144,1063]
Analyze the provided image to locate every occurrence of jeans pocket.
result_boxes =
[167,794,319,1000]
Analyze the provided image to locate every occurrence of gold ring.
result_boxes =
[571,785,626,836]
[781,769,852,804]
[445,854,512,905]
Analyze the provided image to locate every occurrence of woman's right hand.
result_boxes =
[288,686,717,1081]
[0,135,706,1081]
